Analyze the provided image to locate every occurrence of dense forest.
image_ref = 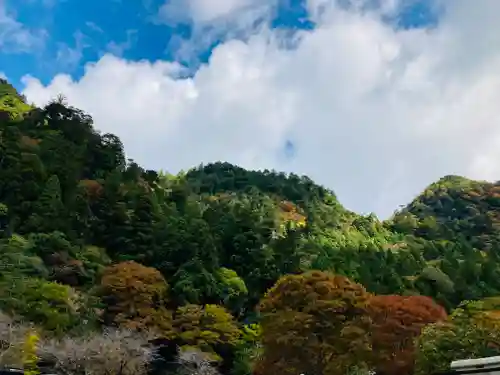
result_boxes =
[2,77,500,375]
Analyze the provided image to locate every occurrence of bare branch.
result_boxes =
[38,328,156,375]
[176,348,219,375]
[0,311,30,368]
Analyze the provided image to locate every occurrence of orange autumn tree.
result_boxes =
[369,295,447,375]
[256,271,372,375]
[98,261,174,337]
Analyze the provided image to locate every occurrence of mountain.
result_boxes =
[2,80,500,375]
[393,175,500,248]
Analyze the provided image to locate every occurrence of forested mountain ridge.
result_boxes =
[394,174,500,246]
[2,78,500,375]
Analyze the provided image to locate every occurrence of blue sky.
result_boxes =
[2,0,437,89]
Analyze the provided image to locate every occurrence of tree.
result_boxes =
[173,304,241,361]
[215,268,248,313]
[0,277,81,334]
[414,299,500,375]
[176,348,219,375]
[22,329,40,375]
[256,271,372,375]
[0,203,7,237]
[231,324,262,375]
[0,310,30,368]
[152,201,220,305]
[73,245,111,285]
[369,295,447,375]
[98,261,174,337]
[0,234,48,279]
[38,328,155,375]
[22,175,68,234]
[8,75,500,375]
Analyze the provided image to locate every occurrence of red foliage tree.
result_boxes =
[369,295,447,375]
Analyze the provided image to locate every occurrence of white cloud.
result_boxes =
[158,0,273,25]
[54,31,91,71]
[106,29,137,57]
[0,0,47,53]
[20,0,500,218]
[157,0,276,64]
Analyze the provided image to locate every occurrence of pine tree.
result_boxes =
[22,175,67,234]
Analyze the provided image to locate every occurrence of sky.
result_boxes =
[1,0,500,219]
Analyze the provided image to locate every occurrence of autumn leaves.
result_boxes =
[256,270,500,375]
[370,295,447,375]
[98,261,242,361]
[96,262,463,375]
[95,260,500,375]
[257,271,447,375]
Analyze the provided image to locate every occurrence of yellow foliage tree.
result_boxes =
[173,304,241,361]
[22,330,40,375]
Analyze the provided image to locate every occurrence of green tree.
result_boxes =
[173,304,241,361]
[0,277,81,334]
[22,175,67,234]
[414,299,500,375]
[215,267,248,314]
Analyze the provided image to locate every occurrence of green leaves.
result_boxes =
[173,304,241,361]
[414,300,500,375]
[5,77,500,375]
[216,268,248,312]
[0,277,81,334]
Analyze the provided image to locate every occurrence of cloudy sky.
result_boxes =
[1,0,500,219]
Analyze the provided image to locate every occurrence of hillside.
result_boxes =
[2,79,500,375]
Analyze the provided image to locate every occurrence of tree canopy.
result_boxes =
[2,79,500,375]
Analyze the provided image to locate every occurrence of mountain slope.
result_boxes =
[2,80,500,373]
[393,175,500,249]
